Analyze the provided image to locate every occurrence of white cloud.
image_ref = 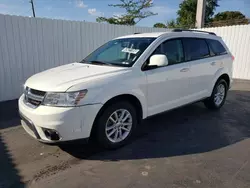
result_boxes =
[88,8,104,17]
[46,6,52,11]
[0,3,8,9]
[113,12,125,18]
[0,4,21,15]
[151,6,177,15]
[76,0,87,8]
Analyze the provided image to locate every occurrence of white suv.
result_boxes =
[19,29,233,149]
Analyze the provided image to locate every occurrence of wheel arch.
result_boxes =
[90,94,144,138]
[217,74,230,88]
[210,68,231,96]
[204,74,229,110]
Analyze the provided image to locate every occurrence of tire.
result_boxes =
[95,101,137,149]
[204,79,228,110]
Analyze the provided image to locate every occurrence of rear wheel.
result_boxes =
[204,79,228,110]
[95,101,137,149]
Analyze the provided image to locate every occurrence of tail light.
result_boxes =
[232,55,235,61]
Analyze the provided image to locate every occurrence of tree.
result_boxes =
[153,22,166,28]
[96,0,157,25]
[176,0,219,28]
[96,16,136,25]
[211,11,249,26]
[166,19,177,29]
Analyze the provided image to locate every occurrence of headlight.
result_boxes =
[42,90,88,107]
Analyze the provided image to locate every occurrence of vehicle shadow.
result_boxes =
[0,135,25,187]
[59,90,250,161]
[0,100,25,187]
[0,99,19,130]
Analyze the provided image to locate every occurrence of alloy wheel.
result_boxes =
[105,109,132,143]
[214,83,226,106]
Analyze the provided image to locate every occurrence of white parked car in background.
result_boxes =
[19,29,233,149]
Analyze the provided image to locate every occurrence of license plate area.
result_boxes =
[19,112,41,139]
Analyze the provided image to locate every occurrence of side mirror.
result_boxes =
[148,54,168,69]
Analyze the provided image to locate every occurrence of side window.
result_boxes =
[152,45,162,55]
[162,40,184,65]
[153,39,184,65]
[183,38,210,61]
[206,39,227,56]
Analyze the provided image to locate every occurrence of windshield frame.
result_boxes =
[81,37,156,67]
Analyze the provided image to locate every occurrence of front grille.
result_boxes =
[24,87,46,108]
[27,97,41,106]
[30,88,46,96]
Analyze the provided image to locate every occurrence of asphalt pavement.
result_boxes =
[1,80,250,188]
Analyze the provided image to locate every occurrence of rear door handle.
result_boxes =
[180,68,189,72]
[211,62,217,66]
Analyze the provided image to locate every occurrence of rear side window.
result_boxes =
[206,39,227,56]
[182,38,210,61]
[153,39,184,65]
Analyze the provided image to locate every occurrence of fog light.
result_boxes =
[43,128,61,141]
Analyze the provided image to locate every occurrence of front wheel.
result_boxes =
[204,79,228,110]
[95,101,137,149]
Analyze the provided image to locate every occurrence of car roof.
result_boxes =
[116,31,171,39]
[116,30,221,40]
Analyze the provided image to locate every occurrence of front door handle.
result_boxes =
[180,68,189,72]
[211,62,217,66]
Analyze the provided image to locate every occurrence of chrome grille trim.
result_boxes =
[24,87,46,108]
[26,91,44,101]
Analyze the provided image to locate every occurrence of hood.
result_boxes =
[25,63,127,92]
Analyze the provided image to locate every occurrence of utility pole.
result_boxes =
[30,0,36,17]
[196,0,206,28]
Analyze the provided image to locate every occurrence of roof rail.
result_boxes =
[172,29,216,36]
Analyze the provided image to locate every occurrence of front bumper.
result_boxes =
[18,94,103,142]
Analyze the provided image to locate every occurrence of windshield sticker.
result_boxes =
[122,48,140,54]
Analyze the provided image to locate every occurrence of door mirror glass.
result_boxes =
[148,54,168,68]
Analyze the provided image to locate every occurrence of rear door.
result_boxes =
[182,38,217,100]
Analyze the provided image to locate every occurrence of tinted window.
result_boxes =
[183,38,210,61]
[153,39,184,65]
[207,39,227,56]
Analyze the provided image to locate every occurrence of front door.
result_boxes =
[144,39,191,116]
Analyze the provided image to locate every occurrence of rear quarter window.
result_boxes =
[206,39,227,56]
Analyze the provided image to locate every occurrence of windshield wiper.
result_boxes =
[89,60,116,66]
[80,59,86,63]
[80,59,109,65]
[81,60,123,67]
[90,60,108,65]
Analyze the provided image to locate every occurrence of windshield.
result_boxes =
[81,37,155,67]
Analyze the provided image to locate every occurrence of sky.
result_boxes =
[0,0,249,27]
